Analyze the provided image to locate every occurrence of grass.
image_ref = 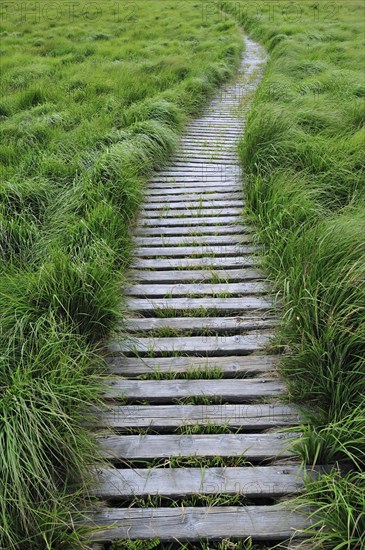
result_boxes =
[0,1,243,547]
[110,540,267,550]
[220,0,365,547]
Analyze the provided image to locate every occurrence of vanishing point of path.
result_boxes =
[87,37,311,547]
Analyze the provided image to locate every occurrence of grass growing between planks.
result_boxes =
[0,1,243,547]
[220,0,365,547]
[109,536,268,550]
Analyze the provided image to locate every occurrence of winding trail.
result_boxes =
[87,37,310,546]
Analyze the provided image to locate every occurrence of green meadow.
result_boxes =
[1,0,364,548]
[0,2,242,547]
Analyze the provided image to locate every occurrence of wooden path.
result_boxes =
[86,37,310,546]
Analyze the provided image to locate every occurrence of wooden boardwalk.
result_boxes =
[86,37,310,546]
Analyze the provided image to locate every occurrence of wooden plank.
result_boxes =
[84,505,310,541]
[94,404,301,430]
[172,157,237,165]
[125,297,272,314]
[131,269,263,283]
[140,208,243,218]
[178,136,239,142]
[176,150,236,157]
[179,145,236,150]
[179,137,236,142]
[146,187,241,196]
[148,181,242,188]
[134,245,257,258]
[120,317,278,334]
[143,200,243,209]
[171,160,237,167]
[155,174,240,181]
[139,216,242,227]
[92,465,307,499]
[153,169,240,176]
[124,282,267,297]
[108,333,273,355]
[98,433,294,460]
[158,165,240,173]
[131,257,257,270]
[185,128,242,134]
[104,355,279,377]
[133,235,252,246]
[150,175,239,181]
[103,378,285,402]
[134,225,248,236]
[189,118,241,123]
[145,192,241,201]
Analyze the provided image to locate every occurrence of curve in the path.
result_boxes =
[85,37,311,547]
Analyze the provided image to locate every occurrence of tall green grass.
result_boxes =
[0,2,242,547]
[221,0,365,546]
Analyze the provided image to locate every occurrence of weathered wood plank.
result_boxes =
[146,188,241,197]
[176,151,237,159]
[95,404,301,430]
[84,505,310,541]
[108,333,273,356]
[172,157,237,165]
[185,128,242,133]
[120,316,277,334]
[134,225,248,236]
[134,245,257,258]
[104,354,279,377]
[139,216,242,227]
[125,297,272,314]
[149,178,240,185]
[140,207,243,218]
[133,234,252,246]
[124,282,267,297]
[153,170,240,177]
[143,200,243,210]
[173,152,236,157]
[103,378,284,402]
[145,192,241,202]
[131,269,263,283]
[92,465,307,499]
[158,164,240,172]
[98,433,294,460]
[131,257,256,270]
[180,142,237,148]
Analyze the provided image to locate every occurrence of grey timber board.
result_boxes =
[84,505,310,542]
[103,378,285,402]
[94,403,302,430]
[130,269,263,283]
[124,282,267,297]
[104,355,278,377]
[108,333,273,355]
[97,433,294,460]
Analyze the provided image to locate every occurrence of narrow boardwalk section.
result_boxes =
[87,38,309,545]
